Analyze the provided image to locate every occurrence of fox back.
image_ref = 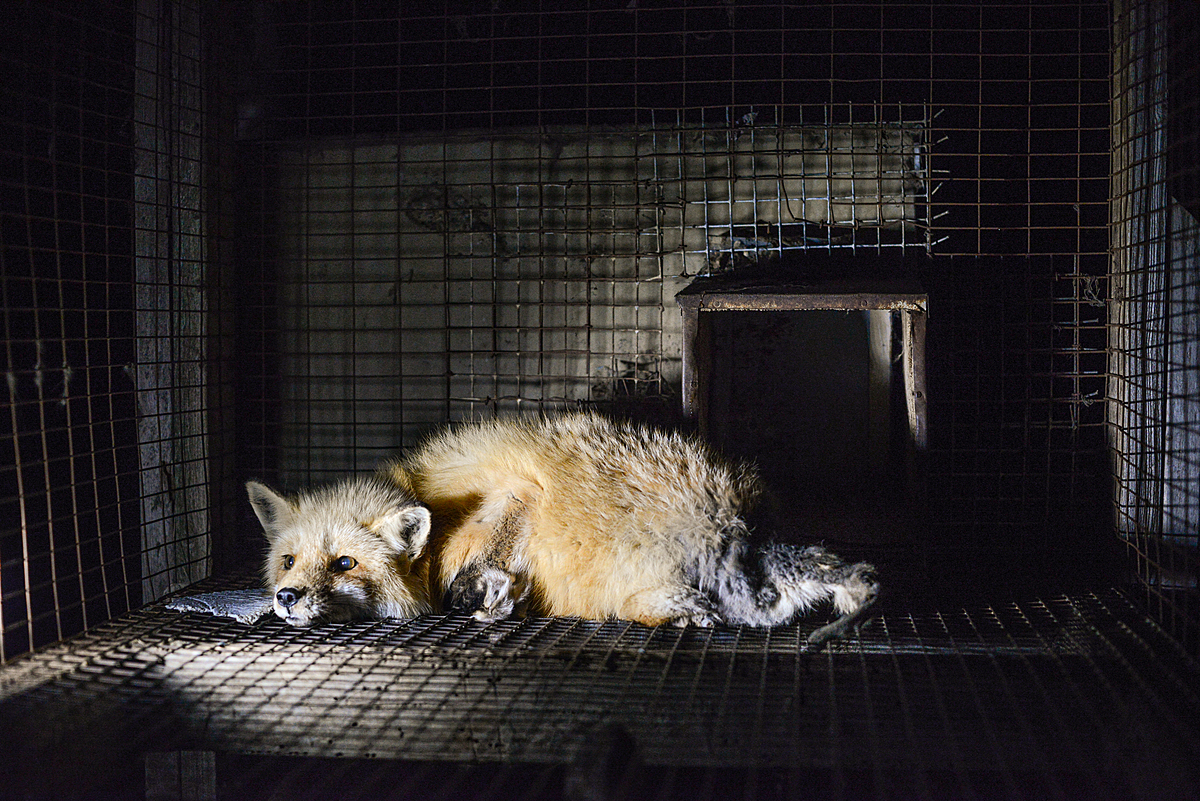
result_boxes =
[391,413,765,622]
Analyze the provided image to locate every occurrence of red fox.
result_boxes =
[248,412,879,644]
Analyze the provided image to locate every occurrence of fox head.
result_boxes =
[246,477,433,627]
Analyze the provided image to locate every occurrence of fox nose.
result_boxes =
[276,587,304,609]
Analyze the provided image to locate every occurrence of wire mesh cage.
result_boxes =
[1110,0,1200,658]
[2,1,1199,799]
[244,107,933,488]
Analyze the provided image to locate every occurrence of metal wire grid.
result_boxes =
[2,3,144,662]
[243,1,1111,260]
[236,1,1113,548]
[238,106,930,489]
[1,0,235,664]
[921,256,1109,548]
[1109,0,1200,655]
[1,583,1198,800]
[241,133,676,485]
[674,105,936,274]
[2,13,1194,801]
[915,0,1112,550]
[0,0,1135,660]
[0,0,1170,661]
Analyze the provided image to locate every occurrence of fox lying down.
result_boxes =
[247,412,880,644]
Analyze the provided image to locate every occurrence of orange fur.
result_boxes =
[251,412,878,636]
[387,412,764,625]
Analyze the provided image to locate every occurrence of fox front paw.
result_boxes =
[670,610,721,628]
[448,565,526,623]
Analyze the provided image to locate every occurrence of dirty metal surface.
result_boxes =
[1,577,1198,800]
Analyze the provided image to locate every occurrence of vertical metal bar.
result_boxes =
[1,236,37,659]
[30,163,64,648]
[53,161,89,636]
[903,308,928,451]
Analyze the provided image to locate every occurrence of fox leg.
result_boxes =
[445,490,534,623]
[712,541,880,642]
[619,585,721,628]
[770,545,880,645]
[805,576,879,645]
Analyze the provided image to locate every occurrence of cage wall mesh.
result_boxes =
[1,0,238,663]
[0,0,1192,660]
[234,1,1112,559]
[249,116,931,486]
[3,2,142,662]
[1109,0,1200,653]
[2,2,1200,798]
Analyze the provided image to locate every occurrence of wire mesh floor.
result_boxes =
[2,576,1198,801]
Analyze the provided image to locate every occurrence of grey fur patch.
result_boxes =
[165,589,275,624]
[706,540,880,636]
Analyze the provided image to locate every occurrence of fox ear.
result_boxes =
[246,481,296,542]
[372,506,431,561]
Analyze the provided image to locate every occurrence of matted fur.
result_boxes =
[249,412,879,642]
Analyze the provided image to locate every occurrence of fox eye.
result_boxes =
[333,555,357,572]
[283,554,295,570]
